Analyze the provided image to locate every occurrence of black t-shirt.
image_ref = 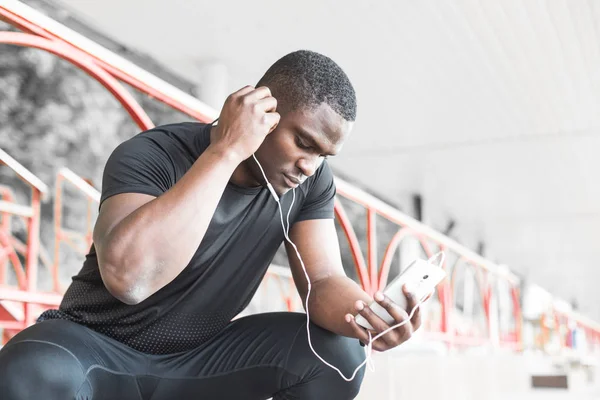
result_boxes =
[39,122,336,355]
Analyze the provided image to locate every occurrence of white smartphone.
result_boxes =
[355,258,447,330]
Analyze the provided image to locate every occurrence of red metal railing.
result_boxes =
[52,168,100,293]
[0,186,23,289]
[0,148,60,344]
[0,0,216,124]
[1,0,599,354]
[333,178,523,349]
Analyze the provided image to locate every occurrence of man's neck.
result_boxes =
[231,159,262,188]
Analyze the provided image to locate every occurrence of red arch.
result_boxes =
[334,199,370,293]
[0,32,154,131]
[377,227,414,289]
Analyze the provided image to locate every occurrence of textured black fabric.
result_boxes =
[38,122,336,355]
[0,314,365,399]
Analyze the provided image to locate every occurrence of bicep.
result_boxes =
[95,134,175,253]
[93,192,156,256]
[285,218,346,299]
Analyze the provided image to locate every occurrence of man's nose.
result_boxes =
[296,156,322,178]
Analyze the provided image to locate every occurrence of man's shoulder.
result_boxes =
[124,121,210,155]
[295,160,334,200]
[307,160,334,187]
[135,121,208,141]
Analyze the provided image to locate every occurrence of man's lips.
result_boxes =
[283,174,303,187]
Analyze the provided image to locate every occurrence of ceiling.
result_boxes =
[41,0,600,317]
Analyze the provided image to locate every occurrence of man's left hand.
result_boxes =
[345,285,431,352]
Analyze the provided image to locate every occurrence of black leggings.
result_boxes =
[0,312,365,399]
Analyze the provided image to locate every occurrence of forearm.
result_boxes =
[100,144,240,303]
[306,275,372,338]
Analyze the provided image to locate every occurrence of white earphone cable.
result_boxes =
[252,154,444,381]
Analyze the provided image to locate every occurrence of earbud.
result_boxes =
[267,183,279,202]
[252,154,279,202]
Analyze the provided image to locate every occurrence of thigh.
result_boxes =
[150,312,364,400]
[148,312,305,399]
[0,319,148,400]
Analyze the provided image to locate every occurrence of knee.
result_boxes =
[314,329,366,395]
[0,340,86,399]
[313,327,365,368]
[291,324,366,398]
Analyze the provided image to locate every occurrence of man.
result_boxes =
[0,50,423,399]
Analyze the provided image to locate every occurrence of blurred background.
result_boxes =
[1,0,599,398]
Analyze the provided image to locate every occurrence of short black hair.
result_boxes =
[257,50,357,121]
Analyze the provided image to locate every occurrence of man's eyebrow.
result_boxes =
[296,127,335,155]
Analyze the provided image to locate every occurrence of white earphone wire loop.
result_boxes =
[252,154,444,381]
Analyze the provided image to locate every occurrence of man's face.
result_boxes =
[248,102,353,196]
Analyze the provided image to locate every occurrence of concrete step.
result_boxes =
[355,350,600,400]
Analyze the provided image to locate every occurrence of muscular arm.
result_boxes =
[285,219,371,338]
[95,86,280,305]
[94,145,239,305]
[287,219,422,352]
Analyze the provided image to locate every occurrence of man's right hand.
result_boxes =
[212,86,280,162]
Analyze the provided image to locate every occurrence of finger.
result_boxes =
[354,301,402,347]
[403,284,418,313]
[413,290,435,330]
[231,85,255,97]
[346,315,389,352]
[256,96,277,112]
[411,304,422,331]
[374,291,410,325]
[355,300,389,334]
[345,313,372,345]
[366,331,390,352]
[262,111,280,133]
[373,292,413,341]
[245,86,272,101]
[403,285,422,329]
[371,341,389,352]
